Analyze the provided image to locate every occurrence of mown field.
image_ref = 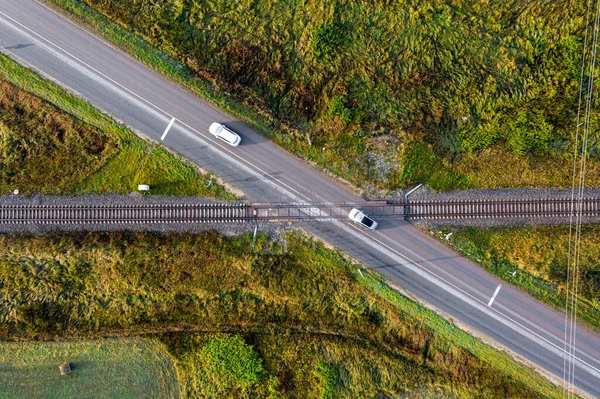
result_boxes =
[46,0,600,192]
[0,231,564,398]
[428,225,600,331]
[0,54,233,198]
[0,338,179,399]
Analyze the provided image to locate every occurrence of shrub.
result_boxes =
[394,138,467,190]
[328,95,352,123]
[313,22,346,60]
[314,362,338,399]
[200,334,264,393]
[504,109,554,155]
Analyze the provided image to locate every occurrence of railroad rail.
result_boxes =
[405,198,600,220]
[0,197,599,226]
[0,201,395,225]
[0,203,253,224]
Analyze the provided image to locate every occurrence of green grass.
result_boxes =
[0,338,179,399]
[0,231,564,398]
[44,0,600,192]
[424,225,600,332]
[0,54,234,198]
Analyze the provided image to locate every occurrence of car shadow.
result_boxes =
[4,43,35,50]
[373,218,409,231]
[222,120,271,147]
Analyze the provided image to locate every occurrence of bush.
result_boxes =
[328,95,352,123]
[504,109,554,155]
[314,362,338,399]
[201,334,264,391]
[394,138,467,190]
[313,22,346,60]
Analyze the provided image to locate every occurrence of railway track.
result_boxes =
[0,201,402,225]
[1,197,599,225]
[406,198,600,220]
[0,203,253,224]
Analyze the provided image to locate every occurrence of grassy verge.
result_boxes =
[421,225,600,332]
[0,53,234,198]
[0,231,564,398]
[43,0,600,192]
[0,338,179,398]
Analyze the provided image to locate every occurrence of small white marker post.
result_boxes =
[251,223,259,249]
[357,268,365,279]
[404,183,423,219]
[161,117,176,140]
[488,284,502,307]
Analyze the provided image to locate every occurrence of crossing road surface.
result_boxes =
[1,1,599,396]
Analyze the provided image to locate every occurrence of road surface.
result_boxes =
[0,1,599,396]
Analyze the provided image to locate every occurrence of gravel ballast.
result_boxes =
[0,194,292,237]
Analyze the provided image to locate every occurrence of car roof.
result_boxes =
[219,127,239,144]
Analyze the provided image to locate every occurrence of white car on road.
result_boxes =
[209,122,241,147]
[348,208,379,230]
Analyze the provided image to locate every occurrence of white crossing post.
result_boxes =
[404,183,423,219]
[251,223,259,249]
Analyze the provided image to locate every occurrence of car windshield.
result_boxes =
[362,216,375,227]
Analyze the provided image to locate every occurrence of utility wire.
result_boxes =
[563,0,592,393]
[564,0,598,396]
[570,2,598,389]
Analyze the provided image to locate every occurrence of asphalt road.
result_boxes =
[1,1,599,396]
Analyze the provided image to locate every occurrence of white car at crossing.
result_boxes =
[348,208,379,230]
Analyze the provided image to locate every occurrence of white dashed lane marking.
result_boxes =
[488,284,502,307]
[161,117,176,140]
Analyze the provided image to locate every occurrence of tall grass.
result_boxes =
[0,231,564,398]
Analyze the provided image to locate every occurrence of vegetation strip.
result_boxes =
[427,225,600,333]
